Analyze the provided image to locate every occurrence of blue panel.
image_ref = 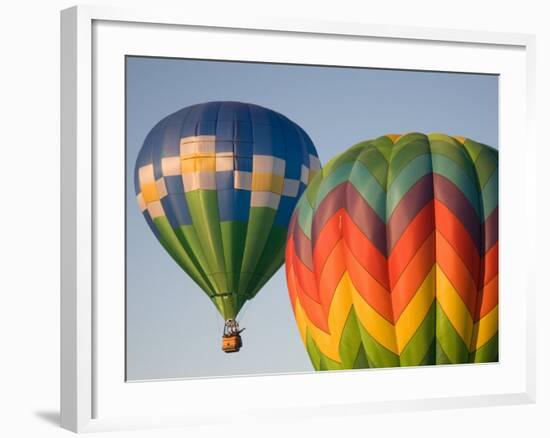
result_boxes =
[214,120,235,141]
[164,175,184,194]
[217,189,251,222]
[143,210,161,239]
[274,196,297,227]
[223,101,250,122]
[234,156,252,172]
[250,123,276,154]
[160,110,187,157]
[161,194,192,227]
[179,104,201,138]
[234,121,253,143]
[152,118,169,180]
[195,101,222,121]
[215,139,235,154]
[281,123,304,180]
[234,141,253,159]
[216,171,234,190]
[196,119,217,136]
[248,103,271,126]
[134,124,158,193]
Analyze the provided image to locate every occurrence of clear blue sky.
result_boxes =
[125,56,498,381]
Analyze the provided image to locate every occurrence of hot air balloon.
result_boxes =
[285,133,497,369]
[135,101,320,352]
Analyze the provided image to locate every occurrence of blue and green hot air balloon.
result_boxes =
[134,101,320,352]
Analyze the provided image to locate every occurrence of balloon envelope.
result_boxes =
[135,101,320,320]
[285,133,498,370]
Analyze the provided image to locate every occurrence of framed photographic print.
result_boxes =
[60,4,536,433]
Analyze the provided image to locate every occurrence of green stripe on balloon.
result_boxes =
[481,171,498,219]
[355,139,390,189]
[435,302,470,364]
[337,308,364,369]
[247,225,288,297]
[470,332,498,363]
[238,207,277,294]
[436,339,452,364]
[305,330,322,370]
[356,319,400,368]
[219,221,247,296]
[399,301,436,366]
[152,217,213,293]
[185,190,228,289]
[387,136,431,187]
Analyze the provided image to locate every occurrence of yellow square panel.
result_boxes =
[181,156,216,174]
[252,172,284,194]
[141,181,159,203]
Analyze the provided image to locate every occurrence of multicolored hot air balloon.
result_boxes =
[285,133,498,369]
[135,101,320,352]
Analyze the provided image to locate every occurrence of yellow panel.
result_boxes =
[435,264,474,346]
[141,181,159,204]
[251,172,284,194]
[386,134,402,144]
[395,267,435,352]
[295,272,355,362]
[453,136,466,144]
[351,283,398,354]
[181,156,216,174]
[470,305,498,352]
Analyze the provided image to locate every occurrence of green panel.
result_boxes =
[356,141,390,189]
[481,171,498,219]
[338,307,363,369]
[429,139,478,184]
[219,221,248,295]
[319,352,344,371]
[399,301,436,366]
[473,147,498,188]
[353,344,370,368]
[238,207,277,295]
[435,302,470,364]
[320,145,363,179]
[212,294,238,320]
[387,136,431,187]
[152,217,212,293]
[305,329,322,371]
[461,138,485,163]
[184,190,228,292]
[246,225,288,299]
[372,136,395,162]
[356,317,400,368]
[418,338,436,366]
[435,339,452,365]
[470,332,498,363]
[176,225,217,292]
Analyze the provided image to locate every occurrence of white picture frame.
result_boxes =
[60,4,536,433]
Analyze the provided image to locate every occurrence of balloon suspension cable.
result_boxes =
[221,319,245,354]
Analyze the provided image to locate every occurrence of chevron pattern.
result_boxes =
[285,133,498,370]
